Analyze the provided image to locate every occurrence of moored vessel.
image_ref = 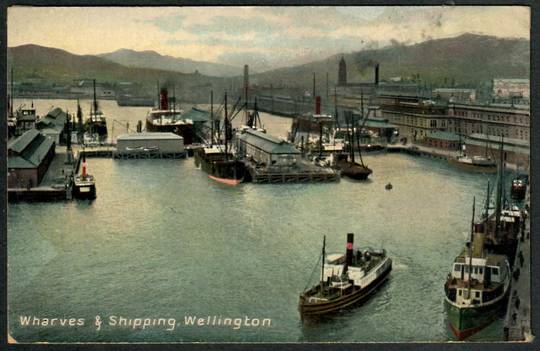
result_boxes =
[444,198,511,339]
[448,154,497,173]
[72,153,96,200]
[194,92,246,186]
[84,79,108,143]
[510,175,527,201]
[299,233,392,317]
[146,86,195,145]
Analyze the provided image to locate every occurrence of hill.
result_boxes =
[8,44,236,101]
[251,33,530,91]
[98,48,242,77]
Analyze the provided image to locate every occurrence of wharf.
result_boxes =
[243,160,339,184]
[503,190,532,341]
[8,145,74,202]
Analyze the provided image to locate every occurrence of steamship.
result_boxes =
[72,153,96,200]
[299,233,392,317]
[84,79,108,143]
[444,199,511,340]
[194,92,246,186]
[146,87,195,145]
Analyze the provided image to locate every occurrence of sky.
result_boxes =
[8,6,530,72]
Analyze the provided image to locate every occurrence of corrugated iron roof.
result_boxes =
[239,129,300,155]
[8,129,40,154]
[8,129,54,168]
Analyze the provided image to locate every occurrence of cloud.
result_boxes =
[147,14,185,33]
[185,15,281,36]
[8,6,530,71]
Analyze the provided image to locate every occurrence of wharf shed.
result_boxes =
[238,129,301,168]
[35,107,68,144]
[8,129,56,188]
[423,130,461,150]
[115,132,185,157]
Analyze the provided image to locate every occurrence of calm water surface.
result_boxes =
[8,99,502,342]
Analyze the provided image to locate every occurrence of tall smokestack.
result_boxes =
[346,233,354,267]
[160,88,168,110]
[315,96,321,115]
[375,64,379,85]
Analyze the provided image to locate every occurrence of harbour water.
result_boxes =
[8,99,503,342]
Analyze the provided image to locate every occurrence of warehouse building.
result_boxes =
[115,132,185,158]
[35,107,68,144]
[237,129,301,168]
[8,129,56,188]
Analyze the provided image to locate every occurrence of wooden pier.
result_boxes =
[243,160,339,184]
[503,190,532,341]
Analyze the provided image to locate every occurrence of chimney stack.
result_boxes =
[375,64,379,85]
[160,88,168,110]
[315,96,321,114]
[346,233,354,267]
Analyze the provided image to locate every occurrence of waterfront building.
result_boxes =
[15,105,37,133]
[492,78,529,100]
[237,129,301,169]
[8,129,56,188]
[378,94,451,142]
[433,88,476,103]
[448,103,530,142]
[35,107,69,144]
[70,79,115,99]
[115,132,185,156]
[464,134,529,168]
[422,130,460,150]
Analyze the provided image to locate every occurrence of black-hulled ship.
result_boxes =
[510,174,528,201]
[72,153,96,200]
[299,233,392,317]
[444,198,511,340]
[337,109,372,180]
[194,92,246,186]
[84,79,108,143]
[482,139,522,265]
[146,87,195,145]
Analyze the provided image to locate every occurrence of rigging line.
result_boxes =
[304,254,323,291]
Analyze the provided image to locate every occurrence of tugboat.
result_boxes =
[444,198,511,340]
[510,175,528,201]
[84,79,108,144]
[72,153,96,200]
[299,233,392,317]
[194,92,245,186]
[146,86,195,145]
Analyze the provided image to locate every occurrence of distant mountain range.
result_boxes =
[252,33,529,90]
[8,34,529,101]
[98,48,243,77]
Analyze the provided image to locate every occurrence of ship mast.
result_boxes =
[224,92,229,160]
[321,235,326,285]
[92,79,98,115]
[210,90,214,146]
[467,197,476,299]
[494,136,504,239]
[10,67,14,117]
[356,92,366,167]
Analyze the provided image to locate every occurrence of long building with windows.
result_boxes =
[378,93,530,167]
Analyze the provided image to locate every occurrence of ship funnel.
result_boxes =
[315,96,321,114]
[472,223,485,257]
[81,152,87,179]
[160,88,169,110]
[346,233,354,266]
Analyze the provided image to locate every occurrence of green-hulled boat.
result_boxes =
[444,198,511,340]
